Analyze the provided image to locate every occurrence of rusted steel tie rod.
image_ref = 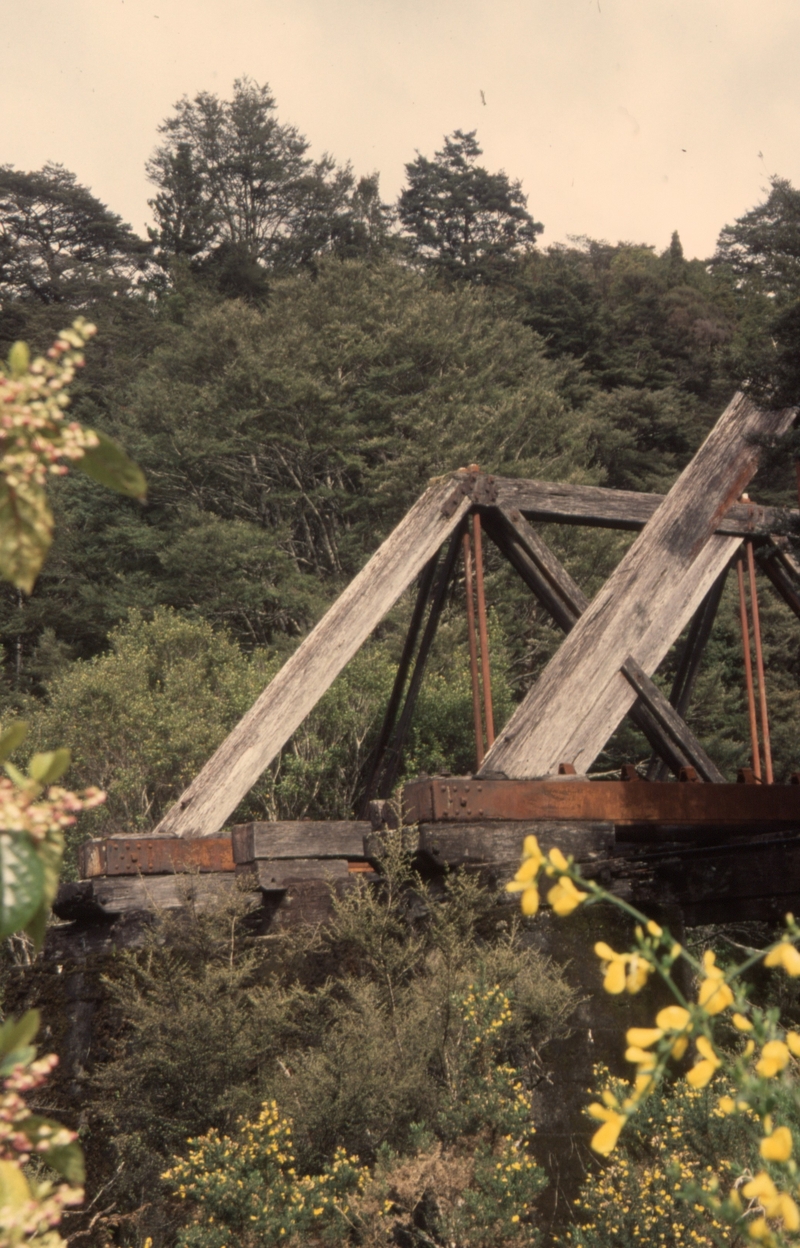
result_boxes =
[747,539,774,784]
[462,530,485,769]
[472,513,495,750]
[736,554,761,781]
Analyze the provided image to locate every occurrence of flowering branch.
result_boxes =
[508,835,800,1245]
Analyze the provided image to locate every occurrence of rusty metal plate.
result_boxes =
[402,776,800,828]
[79,835,235,879]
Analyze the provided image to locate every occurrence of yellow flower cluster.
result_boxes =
[461,983,513,1040]
[764,939,800,977]
[570,1079,730,1248]
[595,941,653,994]
[508,835,800,1244]
[505,837,587,917]
[742,1172,800,1236]
[163,1099,369,1248]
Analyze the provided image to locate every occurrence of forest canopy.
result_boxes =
[2,77,800,838]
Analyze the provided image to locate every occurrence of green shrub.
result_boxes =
[161,982,547,1248]
[89,845,576,1244]
[562,1064,759,1248]
[163,1101,369,1248]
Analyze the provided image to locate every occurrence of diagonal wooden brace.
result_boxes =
[155,477,473,838]
[483,507,724,779]
[479,393,796,778]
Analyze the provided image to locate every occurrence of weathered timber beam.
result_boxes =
[479,393,795,778]
[482,508,719,779]
[757,541,800,622]
[416,820,614,870]
[646,570,728,781]
[491,477,796,537]
[155,478,473,838]
[79,835,235,879]
[237,859,351,890]
[620,657,725,782]
[553,536,743,773]
[481,514,578,631]
[624,834,800,909]
[55,873,249,918]
[231,821,370,862]
[668,568,728,720]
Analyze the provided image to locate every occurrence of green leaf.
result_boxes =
[29,749,71,785]
[7,342,30,379]
[20,1117,85,1183]
[20,832,63,952]
[77,430,147,499]
[37,829,64,909]
[0,721,28,763]
[4,762,27,787]
[0,1045,35,1077]
[0,832,45,939]
[46,1138,85,1185]
[0,479,54,594]
[23,900,48,953]
[0,1009,40,1060]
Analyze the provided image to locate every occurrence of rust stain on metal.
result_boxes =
[737,555,762,781]
[403,775,800,827]
[747,539,774,783]
[80,835,235,879]
[463,530,484,768]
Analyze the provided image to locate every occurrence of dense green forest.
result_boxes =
[2,77,800,844]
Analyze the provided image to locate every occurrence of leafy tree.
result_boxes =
[712,176,800,406]
[519,237,733,403]
[147,77,360,282]
[715,177,800,293]
[0,164,151,337]
[0,257,586,673]
[398,130,543,282]
[25,609,272,841]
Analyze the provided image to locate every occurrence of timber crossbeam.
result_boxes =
[58,790,800,931]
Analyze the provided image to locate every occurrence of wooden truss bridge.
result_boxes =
[57,391,800,931]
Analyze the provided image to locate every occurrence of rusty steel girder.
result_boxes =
[401,775,800,829]
[79,835,235,879]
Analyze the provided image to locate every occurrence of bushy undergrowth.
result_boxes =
[562,1065,761,1248]
[86,843,576,1246]
[163,984,548,1248]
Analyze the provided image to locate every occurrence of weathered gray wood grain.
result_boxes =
[557,535,741,772]
[231,821,370,863]
[486,509,727,778]
[89,873,249,915]
[493,477,793,537]
[480,394,795,777]
[620,657,725,782]
[237,858,350,889]
[417,820,614,869]
[154,478,471,838]
[758,542,800,621]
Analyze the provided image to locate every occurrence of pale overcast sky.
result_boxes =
[4,0,800,260]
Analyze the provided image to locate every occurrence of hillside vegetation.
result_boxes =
[2,78,800,844]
